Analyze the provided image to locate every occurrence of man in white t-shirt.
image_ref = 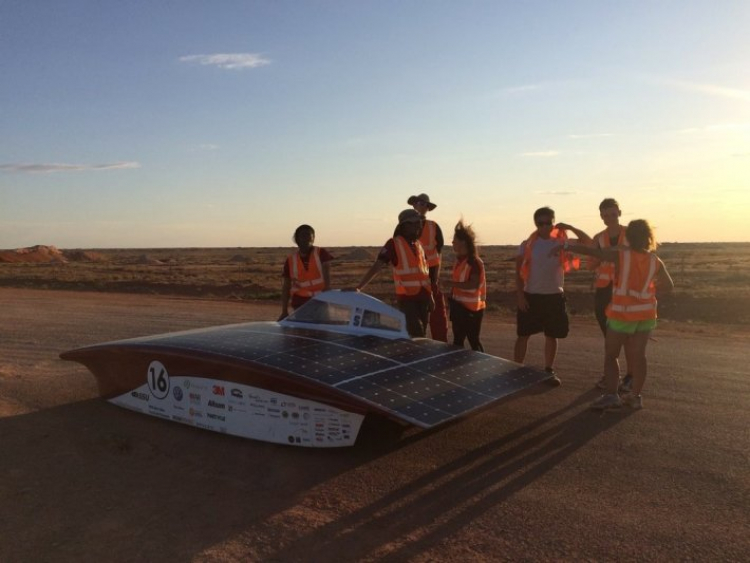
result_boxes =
[514,207,590,385]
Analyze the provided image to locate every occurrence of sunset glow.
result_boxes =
[1,1,748,248]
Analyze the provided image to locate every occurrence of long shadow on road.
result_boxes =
[0,389,631,562]
[268,391,633,562]
[0,398,410,562]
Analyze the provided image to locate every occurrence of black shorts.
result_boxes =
[517,292,569,338]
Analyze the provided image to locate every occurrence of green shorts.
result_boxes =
[607,318,657,334]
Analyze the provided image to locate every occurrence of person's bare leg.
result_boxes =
[604,329,627,394]
[544,336,558,369]
[623,334,634,382]
[514,335,529,363]
[626,331,650,394]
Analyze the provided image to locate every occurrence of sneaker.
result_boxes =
[597,375,624,390]
[619,374,633,393]
[620,392,643,410]
[590,393,622,410]
[545,367,562,386]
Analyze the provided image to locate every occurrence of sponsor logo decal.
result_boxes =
[131,391,149,402]
[189,392,201,405]
[212,385,225,396]
[231,388,243,398]
[172,386,183,401]
[207,412,226,422]
[189,408,204,419]
[207,400,226,410]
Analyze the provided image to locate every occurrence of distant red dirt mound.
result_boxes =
[0,245,68,264]
[62,250,107,262]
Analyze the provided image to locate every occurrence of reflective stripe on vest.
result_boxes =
[519,228,579,282]
[392,236,430,296]
[593,227,627,287]
[418,219,440,267]
[289,247,325,298]
[451,257,487,311]
[607,250,659,321]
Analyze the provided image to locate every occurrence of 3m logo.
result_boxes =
[212,385,225,396]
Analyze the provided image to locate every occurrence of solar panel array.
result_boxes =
[114,324,551,428]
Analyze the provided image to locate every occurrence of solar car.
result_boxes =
[61,291,552,447]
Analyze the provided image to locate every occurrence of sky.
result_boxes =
[1,0,748,248]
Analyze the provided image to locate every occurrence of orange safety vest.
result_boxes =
[418,219,441,267]
[452,257,487,312]
[392,236,431,296]
[606,250,660,321]
[591,226,627,288]
[519,228,580,282]
[288,247,325,298]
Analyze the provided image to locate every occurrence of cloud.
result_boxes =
[647,76,750,102]
[675,122,750,135]
[519,151,560,157]
[567,133,614,139]
[0,161,140,173]
[179,53,271,70]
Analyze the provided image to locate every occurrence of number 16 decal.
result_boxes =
[147,360,170,399]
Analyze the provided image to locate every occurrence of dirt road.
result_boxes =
[1,289,748,562]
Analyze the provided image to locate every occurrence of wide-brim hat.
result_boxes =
[407,193,437,211]
[398,209,423,224]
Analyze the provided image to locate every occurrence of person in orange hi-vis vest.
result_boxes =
[408,193,448,342]
[279,225,334,321]
[589,198,633,392]
[353,209,434,337]
[443,219,486,351]
[514,207,590,386]
[551,219,674,410]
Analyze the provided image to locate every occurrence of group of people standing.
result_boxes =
[279,193,487,351]
[279,195,673,411]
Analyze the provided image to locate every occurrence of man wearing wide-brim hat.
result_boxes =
[353,209,435,337]
[408,193,448,342]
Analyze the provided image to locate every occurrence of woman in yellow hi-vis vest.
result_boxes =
[444,220,486,351]
[552,219,673,411]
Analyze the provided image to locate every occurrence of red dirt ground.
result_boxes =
[0,289,748,562]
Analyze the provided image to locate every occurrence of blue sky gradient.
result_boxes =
[2,1,748,247]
